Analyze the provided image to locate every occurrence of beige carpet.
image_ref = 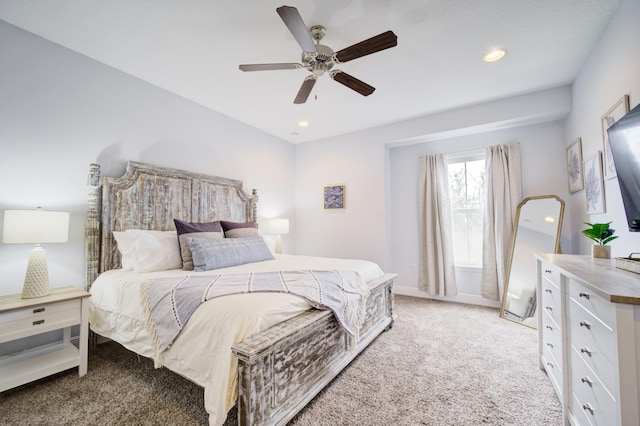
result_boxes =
[0,295,562,425]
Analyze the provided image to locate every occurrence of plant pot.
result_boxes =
[592,244,611,259]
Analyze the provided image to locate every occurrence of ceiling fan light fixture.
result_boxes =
[483,48,507,63]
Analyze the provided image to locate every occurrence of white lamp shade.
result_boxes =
[3,210,70,244]
[261,218,290,235]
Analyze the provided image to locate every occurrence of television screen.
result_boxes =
[607,103,640,231]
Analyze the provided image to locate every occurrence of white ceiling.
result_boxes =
[0,0,621,143]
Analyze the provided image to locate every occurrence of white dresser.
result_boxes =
[536,254,640,426]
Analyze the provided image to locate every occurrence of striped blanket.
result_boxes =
[141,270,370,360]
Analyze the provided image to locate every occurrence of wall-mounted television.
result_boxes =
[607,102,640,232]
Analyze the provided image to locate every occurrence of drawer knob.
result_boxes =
[32,319,45,326]
[33,307,45,313]
[579,321,592,330]
[582,403,594,415]
[579,292,590,300]
[545,289,552,294]
[546,361,554,368]
[546,342,554,349]
[545,269,552,274]
[545,306,553,311]
[581,377,593,387]
[546,325,553,331]
[580,347,592,357]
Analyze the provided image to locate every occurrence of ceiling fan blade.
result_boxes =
[239,63,302,72]
[331,71,375,97]
[335,30,398,63]
[294,76,317,104]
[276,6,317,53]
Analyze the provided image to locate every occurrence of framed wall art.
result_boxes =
[601,94,630,179]
[566,137,584,193]
[324,184,345,209]
[584,151,605,214]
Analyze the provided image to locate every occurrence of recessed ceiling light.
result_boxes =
[483,48,507,63]
[298,121,309,128]
[544,216,555,223]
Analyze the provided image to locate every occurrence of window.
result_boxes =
[447,154,485,267]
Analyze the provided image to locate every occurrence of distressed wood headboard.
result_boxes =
[85,161,257,289]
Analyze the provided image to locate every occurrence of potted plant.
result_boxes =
[582,222,618,259]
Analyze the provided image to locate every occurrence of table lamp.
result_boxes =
[262,218,289,254]
[2,209,70,298]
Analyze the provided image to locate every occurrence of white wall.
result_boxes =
[388,119,568,304]
[294,0,640,301]
[0,21,296,296]
[4,0,639,300]
[295,87,572,302]
[294,134,389,268]
[565,0,640,256]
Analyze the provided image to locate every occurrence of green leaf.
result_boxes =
[582,221,616,244]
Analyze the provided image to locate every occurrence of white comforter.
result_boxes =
[89,254,384,425]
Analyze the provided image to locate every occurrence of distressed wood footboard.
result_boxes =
[231,273,396,426]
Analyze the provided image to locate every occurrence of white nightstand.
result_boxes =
[0,286,91,392]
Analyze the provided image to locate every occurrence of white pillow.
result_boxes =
[113,230,181,272]
[112,231,135,270]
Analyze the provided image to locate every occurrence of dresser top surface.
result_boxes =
[536,254,640,305]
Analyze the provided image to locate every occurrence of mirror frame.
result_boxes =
[500,195,565,328]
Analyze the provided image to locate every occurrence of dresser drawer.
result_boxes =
[568,280,614,329]
[570,340,616,397]
[541,278,562,327]
[542,343,563,394]
[542,319,562,366]
[540,262,561,287]
[0,300,81,342]
[571,392,597,426]
[568,298,615,366]
[570,346,616,425]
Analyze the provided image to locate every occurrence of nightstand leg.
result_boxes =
[78,299,89,376]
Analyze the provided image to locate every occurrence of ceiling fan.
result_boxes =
[239,5,398,104]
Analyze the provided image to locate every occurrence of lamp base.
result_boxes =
[274,235,283,254]
[21,246,51,299]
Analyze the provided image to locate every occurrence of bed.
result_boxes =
[85,161,396,426]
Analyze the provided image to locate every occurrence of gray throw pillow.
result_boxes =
[219,220,259,238]
[174,219,224,270]
[187,235,274,271]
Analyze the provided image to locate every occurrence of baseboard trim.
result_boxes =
[393,285,501,308]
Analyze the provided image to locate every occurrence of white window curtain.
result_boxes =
[481,143,522,301]
[418,154,457,296]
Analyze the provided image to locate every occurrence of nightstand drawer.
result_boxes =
[0,299,79,323]
[0,300,81,343]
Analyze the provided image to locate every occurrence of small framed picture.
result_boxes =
[566,138,584,193]
[584,151,605,214]
[324,184,345,209]
[601,94,630,179]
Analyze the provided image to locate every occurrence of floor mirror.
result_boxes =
[500,195,564,328]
